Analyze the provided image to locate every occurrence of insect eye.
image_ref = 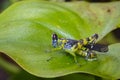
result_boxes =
[52,33,58,47]
[52,33,58,40]
[94,34,98,39]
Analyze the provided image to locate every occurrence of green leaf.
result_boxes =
[0,1,120,79]
[63,1,120,39]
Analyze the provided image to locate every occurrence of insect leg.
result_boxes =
[88,34,98,48]
[65,49,78,63]
[85,50,97,61]
[52,47,62,51]
[71,52,77,63]
[78,47,97,61]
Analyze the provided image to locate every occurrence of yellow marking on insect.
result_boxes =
[52,33,99,63]
[77,42,82,49]
[88,37,93,43]
[71,45,77,52]
[62,39,67,43]
[83,39,88,45]
[77,50,87,57]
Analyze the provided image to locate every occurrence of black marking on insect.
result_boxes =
[52,33,108,63]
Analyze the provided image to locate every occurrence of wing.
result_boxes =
[85,44,109,52]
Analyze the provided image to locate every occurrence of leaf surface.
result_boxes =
[0,1,120,79]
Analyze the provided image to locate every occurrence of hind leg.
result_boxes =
[85,50,97,61]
